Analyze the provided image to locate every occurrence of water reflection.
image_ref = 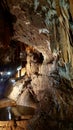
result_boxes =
[0,105,35,121]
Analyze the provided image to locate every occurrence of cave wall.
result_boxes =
[1,1,73,129]
[2,0,54,103]
[3,0,73,105]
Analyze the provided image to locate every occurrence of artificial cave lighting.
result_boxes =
[16,67,26,78]
[17,65,22,71]
[7,71,11,75]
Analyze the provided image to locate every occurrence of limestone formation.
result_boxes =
[0,0,73,130]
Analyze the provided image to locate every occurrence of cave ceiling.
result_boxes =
[0,0,54,65]
[0,0,73,65]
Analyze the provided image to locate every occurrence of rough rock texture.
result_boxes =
[5,45,56,103]
[4,0,73,105]
[0,0,73,130]
[6,79,24,101]
[0,0,54,100]
[27,76,73,130]
[8,1,53,64]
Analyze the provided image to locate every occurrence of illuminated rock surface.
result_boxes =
[0,0,73,130]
